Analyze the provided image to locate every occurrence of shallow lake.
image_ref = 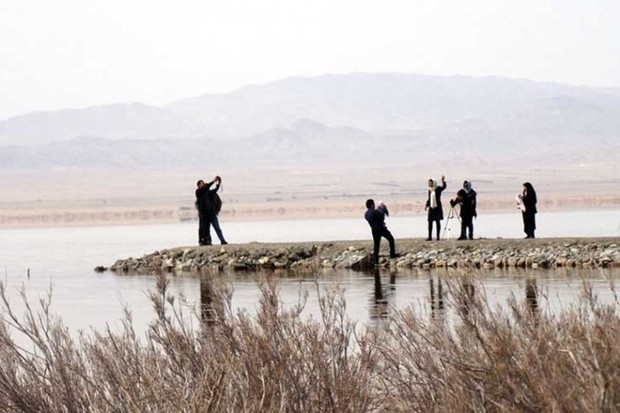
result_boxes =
[0,209,619,334]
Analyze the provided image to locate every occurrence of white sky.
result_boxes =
[1,0,620,120]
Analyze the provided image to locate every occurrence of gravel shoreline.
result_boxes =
[104,237,620,274]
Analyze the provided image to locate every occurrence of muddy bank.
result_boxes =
[104,237,620,274]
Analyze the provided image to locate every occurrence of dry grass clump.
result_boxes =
[0,272,619,412]
[374,277,620,411]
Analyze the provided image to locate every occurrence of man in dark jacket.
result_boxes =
[195,176,228,246]
[195,179,214,245]
[364,199,397,264]
[451,180,477,240]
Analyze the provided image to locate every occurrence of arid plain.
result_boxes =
[1,161,618,229]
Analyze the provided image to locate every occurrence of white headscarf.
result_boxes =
[428,179,438,209]
[463,180,472,194]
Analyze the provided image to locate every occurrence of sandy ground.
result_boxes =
[1,163,619,228]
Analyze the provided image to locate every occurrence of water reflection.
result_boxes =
[370,268,394,320]
[200,275,222,326]
[526,276,539,316]
[227,267,618,330]
[459,278,476,319]
[429,275,445,319]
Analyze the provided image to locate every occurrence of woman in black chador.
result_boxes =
[520,182,537,238]
[425,175,446,240]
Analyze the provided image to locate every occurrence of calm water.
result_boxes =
[0,209,619,334]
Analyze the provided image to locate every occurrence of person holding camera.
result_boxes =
[207,175,227,245]
[364,199,398,264]
[450,180,477,240]
[425,175,447,241]
[195,176,228,246]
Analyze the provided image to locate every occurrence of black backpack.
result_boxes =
[211,192,222,215]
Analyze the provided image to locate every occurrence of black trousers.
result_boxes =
[372,227,395,262]
[198,210,210,245]
[460,215,474,240]
[522,211,536,238]
[199,211,226,245]
[428,219,441,240]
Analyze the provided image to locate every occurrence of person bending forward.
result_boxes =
[451,180,477,240]
[364,199,397,264]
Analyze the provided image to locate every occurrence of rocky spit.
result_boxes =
[103,238,620,275]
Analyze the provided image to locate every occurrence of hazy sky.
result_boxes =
[1,0,620,120]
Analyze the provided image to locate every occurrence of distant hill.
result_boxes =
[167,74,620,137]
[0,103,208,145]
[1,73,619,168]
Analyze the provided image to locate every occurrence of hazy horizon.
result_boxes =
[4,71,620,121]
[2,73,619,170]
[2,0,619,228]
[2,1,620,120]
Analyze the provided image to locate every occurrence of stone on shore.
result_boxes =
[107,238,620,275]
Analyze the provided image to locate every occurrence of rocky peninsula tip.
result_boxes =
[105,237,620,275]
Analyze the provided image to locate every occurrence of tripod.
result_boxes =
[442,206,461,240]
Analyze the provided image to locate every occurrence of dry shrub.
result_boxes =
[0,271,618,412]
[374,274,620,412]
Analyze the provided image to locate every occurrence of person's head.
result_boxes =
[366,199,375,209]
[196,179,205,188]
[463,180,471,191]
[523,182,534,194]
[427,179,435,189]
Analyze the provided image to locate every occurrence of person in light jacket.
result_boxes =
[425,175,446,240]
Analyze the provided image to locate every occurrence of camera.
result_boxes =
[450,199,456,207]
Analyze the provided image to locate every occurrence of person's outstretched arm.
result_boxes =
[210,176,222,192]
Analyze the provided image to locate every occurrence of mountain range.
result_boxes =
[1,73,619,168]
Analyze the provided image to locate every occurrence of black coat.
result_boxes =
[195,180,216,212]
[365,208,386,230]
[208,183,222,215]
[455,189,477,218]
[425,181,447,221]
[522,191,537,214]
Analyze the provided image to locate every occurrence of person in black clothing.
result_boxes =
[425,175,446,241]
[196,179,213,245]
[364,199,397,264]
[450,180,477,240]
[207,176,227,245]
[195,176,228,246]
[520,182,537,238]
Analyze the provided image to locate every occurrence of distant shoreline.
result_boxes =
[2,162,619,229]
[1,196,619,230]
